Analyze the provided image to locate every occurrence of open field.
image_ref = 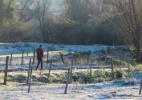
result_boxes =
[0,69,142,100]
[0,42,141,99]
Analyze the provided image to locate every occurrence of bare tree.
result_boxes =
[14,0,35,23]
[103,0,142,62]
[0,0,16,41]
[0,0,4,26]
[64,0,91,24]
[34,0,52,42]
[0,0,36,41]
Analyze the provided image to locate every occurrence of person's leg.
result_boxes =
[40,59,43,69]
[36,59,41,70]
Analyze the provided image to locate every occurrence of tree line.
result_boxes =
[0,0,142,62]
[0,0,122,45]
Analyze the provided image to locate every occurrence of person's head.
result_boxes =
[39,45,42,48]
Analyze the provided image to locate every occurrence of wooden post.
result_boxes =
[64,68,70,94]
[21,51,24,65]
[139,78,142,95]
[27,58,31,84]
[111,57,114,80]
[75,57,77,65]
[90,59,92,81]
[28,66,33,93]
[87,55,89,65]
[69,58,73,84]
[48,60,52,79]
[9,52,12,65]
[47,50,49,64]
[59,52,65,65]
[32,50,36,65]
[4,56,9,85]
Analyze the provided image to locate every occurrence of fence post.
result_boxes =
[87,55,89,65]
[87,54,91,65]
[21,51,24,65]
[105,50,108,64]
[10,52,13,65]
[64,68,70,94]
[69,58,73,84]
[139,78,142,95]
[48,60,52,79]
[47,50,49,64]
[111,57,114,80]
[59,52,65,65]
[27,58,31,84]
[75,57,77,65]
[28,65,33,93]
[90,59,92,82]
[4,56,9,85]
[33,50,36,65]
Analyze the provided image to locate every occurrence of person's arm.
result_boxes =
[41,48,44,58]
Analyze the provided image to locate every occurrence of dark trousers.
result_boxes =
[36,58,43,69]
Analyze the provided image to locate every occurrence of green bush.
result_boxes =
[38,76,48,83]
[72,75,80,82]
[136,64,142,72]
[72,52,80,58]
[130,59,136,65]
[81,76,90,84]
[84,70,95,83]
[97,69,106,78]
[72,71,94,84]
[114,59,128,65]
[114,69,125,79]
[128,64,134,77]
[32,75,38,81]
[128,64,134,73]
[114,59,123,65]
[47,76,61,83]
[95,77,105,82]
[105,71,111,77]
[14,74,27,83]
[38,76,60,83]
[123,61,128,66]
[85,70,95,78]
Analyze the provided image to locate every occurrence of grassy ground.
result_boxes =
[0,51,68,58]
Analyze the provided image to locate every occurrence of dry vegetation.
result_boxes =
[0,47,142,99]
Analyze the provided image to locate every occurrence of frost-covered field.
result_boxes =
[0,78,142,100]
[0,42,142,100]
[0,42,115,71]
[0,42,113,54]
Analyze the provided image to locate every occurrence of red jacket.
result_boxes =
[36,47,44,59]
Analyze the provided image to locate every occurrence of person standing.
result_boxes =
[36,45,44,70]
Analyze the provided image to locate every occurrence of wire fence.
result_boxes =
[3,49,135,71]
[0,49,133,94]
[0,49,123,71]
